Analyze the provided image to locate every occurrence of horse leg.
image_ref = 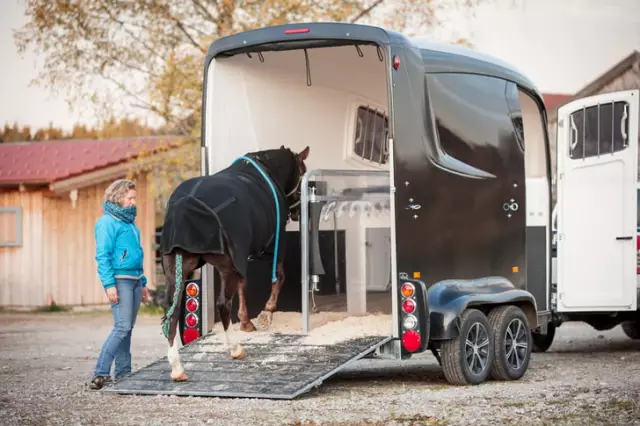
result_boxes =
[237,276,257,332]
[163,250,199,382]
[204,254,247,359]
[257,261,285,330]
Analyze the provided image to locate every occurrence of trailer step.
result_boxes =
[105,332,392,399]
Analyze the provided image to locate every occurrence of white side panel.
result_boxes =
[556,89,639,312]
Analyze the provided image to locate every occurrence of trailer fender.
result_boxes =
[427,277,537,341]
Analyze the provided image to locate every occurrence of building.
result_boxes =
[0,136,180,308]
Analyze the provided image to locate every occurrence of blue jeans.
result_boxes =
[93,278,142,379]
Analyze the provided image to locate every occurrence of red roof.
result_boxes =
[541,93,573,114]
[0,136,181,185]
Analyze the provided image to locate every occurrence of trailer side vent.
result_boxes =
[353,106,389,165]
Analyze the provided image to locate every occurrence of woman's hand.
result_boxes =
[142,287,150,304]
[106,287,119,304]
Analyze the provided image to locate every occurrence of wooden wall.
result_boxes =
[0,173,156,308]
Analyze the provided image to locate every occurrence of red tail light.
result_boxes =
[402,330,421,352]
[183,327,200,344]
[185,313,198,327]
[402,299,416,314]
[186,298,199,312]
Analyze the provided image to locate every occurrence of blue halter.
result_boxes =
[233,155,282,283]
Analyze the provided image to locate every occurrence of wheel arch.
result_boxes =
[427,276,538,341]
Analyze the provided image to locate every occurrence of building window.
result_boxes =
[353,106,389,165]
[569,101,629,159]
[0,207,23,247]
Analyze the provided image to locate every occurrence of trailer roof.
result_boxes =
[206,22,543,105]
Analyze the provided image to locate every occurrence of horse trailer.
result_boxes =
[532,90,640,351]
[107,22,637,399]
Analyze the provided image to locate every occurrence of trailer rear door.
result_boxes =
[556,90,639,312]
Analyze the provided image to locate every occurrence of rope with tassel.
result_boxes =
[162,252,183,338]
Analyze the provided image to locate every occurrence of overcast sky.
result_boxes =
[0,0,639,132]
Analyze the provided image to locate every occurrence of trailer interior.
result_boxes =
[204,41,396,337]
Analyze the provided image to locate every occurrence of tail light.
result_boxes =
[185,312,198,327]
[186,282,199,297]
[399,279,428,353]
[402,330,421,352]
[181,280,202,345]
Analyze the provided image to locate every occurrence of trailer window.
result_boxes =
[569,101,629,159]
[353,106,389,165]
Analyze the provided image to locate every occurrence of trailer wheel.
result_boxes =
[441,309,493,385]
[531,322,556,353]
[487,305,531,381]
[621,321,640,339]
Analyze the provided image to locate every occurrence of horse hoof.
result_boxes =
[240,321,257,332]
[231,345,247,359]
[256,311,273,330]
[171,371,188,382]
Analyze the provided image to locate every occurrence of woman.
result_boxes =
[89,179,150,390]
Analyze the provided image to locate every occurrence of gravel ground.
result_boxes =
[0,310,639,426]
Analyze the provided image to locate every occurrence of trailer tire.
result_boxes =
[621,321,640,339]
[531,322,556,353]
[440,309,493,385]
[487,305,532,381]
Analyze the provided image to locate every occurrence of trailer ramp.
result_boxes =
[105,331,392,399]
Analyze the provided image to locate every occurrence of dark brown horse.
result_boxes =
[159,146,309,381]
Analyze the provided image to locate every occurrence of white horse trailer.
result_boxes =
[535,89,640,351]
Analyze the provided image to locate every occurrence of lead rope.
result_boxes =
[162,252,183,338]
[233,156,282,283]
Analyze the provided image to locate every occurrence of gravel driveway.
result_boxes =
[0,310,638,426]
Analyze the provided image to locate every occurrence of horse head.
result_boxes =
[283,145,309,222]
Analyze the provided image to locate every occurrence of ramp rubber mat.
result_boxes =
[105,332,392,399]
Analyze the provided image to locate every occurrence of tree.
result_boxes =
[15,0,488,136]
[15,0,491,215]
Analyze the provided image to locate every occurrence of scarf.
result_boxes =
[103,201,137,224]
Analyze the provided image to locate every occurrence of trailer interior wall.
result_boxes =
[205,44,392,315]
[520,90,552,312]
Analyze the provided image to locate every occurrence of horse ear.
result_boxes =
[280,145,285,150]
[298,146,310,160]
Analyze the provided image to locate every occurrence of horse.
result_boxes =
[158,145,310,382]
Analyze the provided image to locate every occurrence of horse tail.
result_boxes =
[162,250,183,338]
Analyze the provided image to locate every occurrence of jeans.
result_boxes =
[93,278,142,379]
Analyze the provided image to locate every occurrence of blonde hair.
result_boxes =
[104,179,136,205]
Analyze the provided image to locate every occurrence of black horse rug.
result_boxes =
[160,155,290,279]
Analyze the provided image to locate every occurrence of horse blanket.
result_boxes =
[160,160,288,278]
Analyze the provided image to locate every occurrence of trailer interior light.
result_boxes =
[402,315,418,330]
[402,330,421,352]
[183,327,200,344]
[186,298,199,312]
[186,283,199,297]
[402,299,416,314]
[185,313,198,328]
[284,28,310,34]
[401,283,415,298]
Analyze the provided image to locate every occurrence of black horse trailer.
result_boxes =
[109,22,561,398]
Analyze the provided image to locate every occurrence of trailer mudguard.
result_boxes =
[427,277,538,340]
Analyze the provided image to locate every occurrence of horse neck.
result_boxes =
[252,150,294,193]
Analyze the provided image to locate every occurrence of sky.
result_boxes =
[0,0,639,132]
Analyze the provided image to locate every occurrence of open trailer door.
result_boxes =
[556,89,639,312]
